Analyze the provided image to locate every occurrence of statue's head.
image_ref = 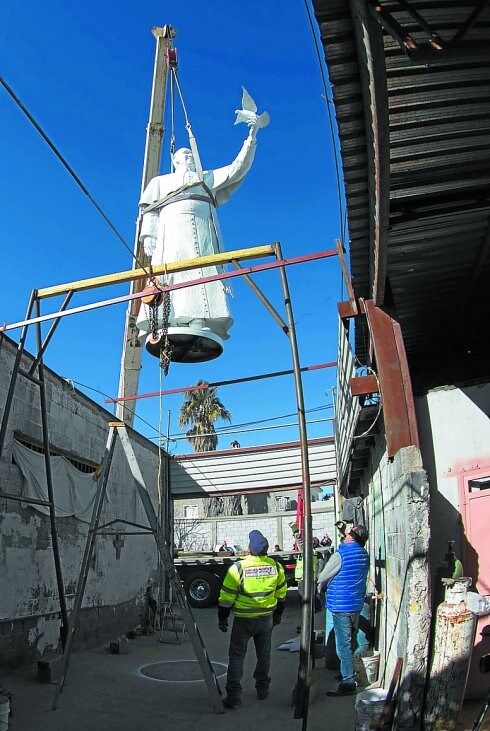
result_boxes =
[172,148,196,172]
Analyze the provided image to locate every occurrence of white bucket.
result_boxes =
[354,650,380,686]
[355,687,387,731]
[0,696,9,730]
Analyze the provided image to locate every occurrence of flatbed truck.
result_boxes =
[175,550,300,608]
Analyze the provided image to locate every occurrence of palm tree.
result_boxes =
[178,380,232,452]
[178,382,242,517]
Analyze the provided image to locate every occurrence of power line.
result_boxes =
[0,75,148,274]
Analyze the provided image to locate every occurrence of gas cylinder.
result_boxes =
[424,577,476,731]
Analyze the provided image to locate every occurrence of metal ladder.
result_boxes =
[52,423,224,713]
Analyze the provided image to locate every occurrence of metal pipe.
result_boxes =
[231,259,289,332]
[0,291,35,457]
[0,491,52,507]
[274,242,313,721]
[106,360,337,404]
[28,291,73,374]
[53,427,117,709]
[34,299,69,649]
[4,250,336,334]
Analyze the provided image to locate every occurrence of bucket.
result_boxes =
[354,650,380,686]
[0,696,9,730]
[355,687,387,731]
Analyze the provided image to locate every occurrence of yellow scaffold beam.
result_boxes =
[37,244,276,299]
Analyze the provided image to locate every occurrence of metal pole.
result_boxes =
[117,25,176,425]
[162,410,172,603]
[231,259,289,333]
[274,242,314,722]
[28,291,73,374]
[52,426,118,709]
[117,426,224,714]
[34,299,69,649]
[0,291,36,457]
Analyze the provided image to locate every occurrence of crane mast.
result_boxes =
[116,25,175,425]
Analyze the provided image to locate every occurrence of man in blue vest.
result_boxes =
[217,530,287,708]
[317,524,369,696]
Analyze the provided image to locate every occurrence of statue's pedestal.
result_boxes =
[143,326,223,363]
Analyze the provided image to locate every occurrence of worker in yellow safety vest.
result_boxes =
[218,529,287,709]
[290,522,326,611]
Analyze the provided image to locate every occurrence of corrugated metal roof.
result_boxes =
[313,0,490,391]
[170,438,336,496]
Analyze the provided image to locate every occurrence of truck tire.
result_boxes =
[184,571,220,608]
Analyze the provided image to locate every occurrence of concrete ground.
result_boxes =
[1,590,487,731]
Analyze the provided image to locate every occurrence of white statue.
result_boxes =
[136,88,269,363]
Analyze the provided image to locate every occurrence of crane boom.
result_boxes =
[116,25,175,425]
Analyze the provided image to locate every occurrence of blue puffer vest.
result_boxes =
[326,541,369,612]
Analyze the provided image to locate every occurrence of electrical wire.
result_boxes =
[64,378,166,441]
[169,417,334,444]
[0,75,150,276]
[303,0,346,246]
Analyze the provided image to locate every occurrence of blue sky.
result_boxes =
[1,1,346,454]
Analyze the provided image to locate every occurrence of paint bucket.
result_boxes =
[0,696,9,730]
[354,650,380,686]
[354,687,387,731]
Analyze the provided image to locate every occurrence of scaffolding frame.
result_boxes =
[0,240,336,720]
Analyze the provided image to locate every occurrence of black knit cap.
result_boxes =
[249,530,269,556]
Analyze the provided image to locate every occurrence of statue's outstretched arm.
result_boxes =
[210,89,269,201]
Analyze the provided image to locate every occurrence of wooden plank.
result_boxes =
[375,657,403,730]
[37,245,275,299]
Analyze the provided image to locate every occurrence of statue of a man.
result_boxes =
[136,89,269,363]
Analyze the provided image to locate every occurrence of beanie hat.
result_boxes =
[249,530,269,556]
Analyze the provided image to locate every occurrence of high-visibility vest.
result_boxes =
[219,555,287,618]
[294,551,318,580]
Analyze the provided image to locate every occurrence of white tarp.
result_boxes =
[12,440,106,522]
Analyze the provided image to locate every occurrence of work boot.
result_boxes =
[326,682,357,696]
[257,689,269,700]
[222,696,242,709]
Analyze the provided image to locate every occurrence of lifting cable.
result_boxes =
[0,75,150,276]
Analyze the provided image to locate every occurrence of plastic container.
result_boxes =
[0,696,9,730]
[354,687,387,731]
[354,650,380,686]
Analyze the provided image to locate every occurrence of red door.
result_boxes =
[459,470,490,699]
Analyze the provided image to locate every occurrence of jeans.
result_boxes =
[225,615,273,699]
[332,611,359,685]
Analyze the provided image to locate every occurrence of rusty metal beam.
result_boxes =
[363,299,419,457]
[350,374,379,397]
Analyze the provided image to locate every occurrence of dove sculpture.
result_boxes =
[234,87,270,129]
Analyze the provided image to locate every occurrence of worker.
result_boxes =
[136,89,269,350]
[217,530,287,708]
[318,524,369,696]
[290,522,322,605]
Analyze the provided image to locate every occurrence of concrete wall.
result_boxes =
[0,336,162,667]
[358,435,431,731]
[416,383,490,698]
[174,501,335,552]
[416,383,490,574]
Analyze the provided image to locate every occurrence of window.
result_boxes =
[468,477,490,492]
[183,504,198,519]
[275,496,290,512]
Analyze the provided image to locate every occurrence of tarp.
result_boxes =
[12,440,108,522]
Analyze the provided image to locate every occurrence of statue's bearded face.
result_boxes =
[173,148,196,172]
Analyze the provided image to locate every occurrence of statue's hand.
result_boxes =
[141,235,156,257]
[234,86,270,137]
